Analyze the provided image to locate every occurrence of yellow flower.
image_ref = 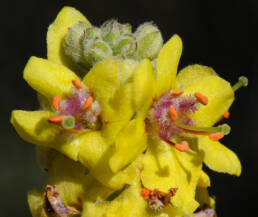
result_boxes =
[11,7,151,190]
[11,6,246,217]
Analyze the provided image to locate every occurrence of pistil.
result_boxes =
[232,76,248,92]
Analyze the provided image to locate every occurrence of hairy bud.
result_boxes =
[63,21,90,66]
[83,38,113,65]
[134,22,163,60]
[113,34,137,57]
[101,19,132,48]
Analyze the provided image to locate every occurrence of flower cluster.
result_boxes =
[11,6,247,217]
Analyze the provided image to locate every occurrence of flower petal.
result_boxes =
[195,187,215,209]
[83,58,134,123]
[141,138,200,215]
[133,59,155,112]
[176,64,217,88]
[10,110,60,145]
[109,115,147,173]
[48,153,113,205]
[198,136,241,176]
[183,75,234,126]
[28,190,47,217]
[155,34,182,97]
[78,131,140,189]
[24,57,80,100]
[117,59,138,85]
[91,153,144,190]
[47,6,90,70]
[198,171,211,188]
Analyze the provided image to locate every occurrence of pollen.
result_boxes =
[223,111,230,119]
[52,95,61,110]
[194,92,208,105]
[171,89,184,98]
[169,105,178,122]
[209,132,224,141]
[48,115,67,124]
[141,188,151,199]
[72,80,83,89]
[81,96,93,112]
[174,141,189,152]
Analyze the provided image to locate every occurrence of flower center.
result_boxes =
[48,80,101,133]
[147,89,231,152]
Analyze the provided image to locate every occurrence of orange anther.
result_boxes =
[141,188,151,199]
[209,132,224,141]
[81,96,93,112]
[223,111,230,119]
[174,141,189,152]
[169,105,178,122]
[194,92,208,105]
[72,80,83,89]
[171,89,184,98]
[48,115,67,124]
[52,95,61,110]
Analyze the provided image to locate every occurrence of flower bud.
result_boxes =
[134,22,163,60]
[113,34,137,57]
[101,19,132,48]
[85,27,102,39]
[63,21,90,65]
[83,38,113,65]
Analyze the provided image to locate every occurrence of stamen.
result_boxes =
[141,188,151,199]
[175,123,231,135]
[52,95,61,110]
[61,116,75,129]
[169,105,178,121]
[223,111,230,119]
[72,80,83,89]
[209,132,224,141]
[171,89,184,98]
[174,141,189,152]
[232,76,248,92]
[194,92,208,105]
[48,115,67,124]
[81,96,93,112]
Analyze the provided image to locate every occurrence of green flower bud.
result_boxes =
[85,27,102,39]
[83,38,113,65]
[113,34,137,57]
[134,22,163,60]
[101,19,132,48]
[63,21,90,66]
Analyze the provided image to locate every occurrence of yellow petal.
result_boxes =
[10,110,60,145]
[117,59,137,85]
[24,57,80,100]
[176,64,216,88]
[198,170,211,188]
[195,187,215,209]
[91,153,144,190]
[82,178,147,217]
[133,59,155,112]
[47,6,90,70]
[183,75,234,126]
[48,153,112,205]
[141,138,200,215]
[78,131,109,170]
[156,34,182,97]
[27,190,47,217]
[109,115,147,173]
[198,136,241,176]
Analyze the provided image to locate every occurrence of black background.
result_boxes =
[1,0,257,216]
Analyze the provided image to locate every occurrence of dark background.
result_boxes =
[1,0,257,216]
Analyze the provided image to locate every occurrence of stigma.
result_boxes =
[48,80,101,133]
